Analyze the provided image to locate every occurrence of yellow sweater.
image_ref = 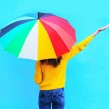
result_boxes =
[34,35,94,90]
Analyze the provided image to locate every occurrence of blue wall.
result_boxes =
[0,0,109,109]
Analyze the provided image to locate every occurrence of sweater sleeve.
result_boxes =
[64,35,94,60]
[34,61,42,85]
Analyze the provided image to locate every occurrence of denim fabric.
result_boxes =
[38,88,65,109]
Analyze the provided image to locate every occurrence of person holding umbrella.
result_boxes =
[34,24,109,109]
[0,12,109,109]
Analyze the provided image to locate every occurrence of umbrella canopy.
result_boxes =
[0,12,76,60]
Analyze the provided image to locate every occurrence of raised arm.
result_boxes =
[65,24,109,60]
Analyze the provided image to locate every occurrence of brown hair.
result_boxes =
[40,56,62,67]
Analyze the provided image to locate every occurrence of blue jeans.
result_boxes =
[38,88,65,109]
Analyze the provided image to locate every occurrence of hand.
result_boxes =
[97,24,109,32]
[93,24,109,36]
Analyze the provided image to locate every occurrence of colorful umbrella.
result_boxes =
[0,12,76,60]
